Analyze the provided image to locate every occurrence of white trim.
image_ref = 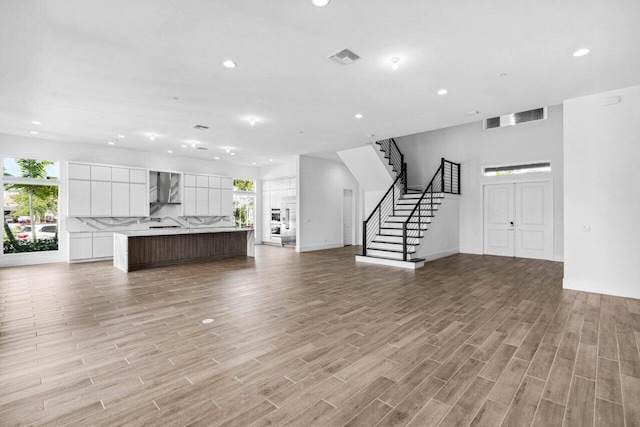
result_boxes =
[355,255,424,270]
[553,255,564,262]
[563,278,640,300]
[460,246,483,255]
[420,248,459,262]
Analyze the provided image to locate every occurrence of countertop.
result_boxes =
[113,227,254,237]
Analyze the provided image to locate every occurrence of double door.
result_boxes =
[483,181,553,260]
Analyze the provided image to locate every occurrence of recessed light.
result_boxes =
[181,144,187,148]
[225,148,231,153]
[214,156,220,160]
[167,150,173,154]
[437,89,448,96]
[223,60,237,68]
[30,131,39,135]
[108,141,115,145]
[230,152,236,156]
[118,134,125,138]
[31,121,41,125]
[311,0,330,7]
[269,159,274,162]
[573,48,590,57]
[248,117,256,126]
[355,113,364,119]
[252,162,257,165]
[367,134,375,138]
[148,134,156,141]
[391,57,400,71]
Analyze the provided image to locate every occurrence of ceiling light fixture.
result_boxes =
[181,144,187,148]
[31,121,41,125]
[437,89,448,96]
[214,156,220,160]
[248,117,256,126]
[391,57,400,71]
[148,134,156,141]
[108,141,115,145]
[252,162,257,165]
[230,152,236,156]
[30,131,39,135]
[167,150,173,154]
[225,148,231,153]
[269,159,274,162]
[573,48,590,57]
[223,60,237,68]
[311,0,330,7]
[118,134,125,138]
[355,113,364,119]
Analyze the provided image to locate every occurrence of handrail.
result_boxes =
[365,170,404,223]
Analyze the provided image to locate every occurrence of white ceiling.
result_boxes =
[1,0,639,166]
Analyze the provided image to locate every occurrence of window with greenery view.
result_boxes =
[3,158,59,254]
[233,179,255,229]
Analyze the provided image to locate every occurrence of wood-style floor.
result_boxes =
[1,246,639,426]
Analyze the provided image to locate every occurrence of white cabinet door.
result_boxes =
[183,186,196,216]
[129,183,148,217]
[111,182,130,216]
[69,237,92,260]
[68,180,91,216]
[111,168,130,182]
[68,163,91,180]
[91,181,112,216]
[196,188,209,215]
[208,188,221,215]
[130,169,147,184]
[91,165,111,181]
[221,189,233,216]
[262,190,270,214]
[208,176,221,188]
[221,177,233,190]
[196,175,208,188]
[92,234,114,258]
[184,174,196,187]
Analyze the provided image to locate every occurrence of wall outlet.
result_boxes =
[581,225,591,232]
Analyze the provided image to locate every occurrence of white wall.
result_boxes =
[416,195,460,261]
[298,155,360,252]
[396,104,564,260]
[563,85,640,299]
[0,133,258,266]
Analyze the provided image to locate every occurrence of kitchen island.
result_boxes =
[113,228,254,272]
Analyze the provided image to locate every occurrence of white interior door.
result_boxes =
[343,190,353,246]
[515,181,553,260]
[483,184,515,257]
[484,181,553,260]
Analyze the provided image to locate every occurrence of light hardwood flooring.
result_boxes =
[1,245,639,426]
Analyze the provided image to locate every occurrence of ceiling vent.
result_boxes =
[328,48,361,66]
[196,147,208,151]
[192,124,209,131]
[485,107,546,130]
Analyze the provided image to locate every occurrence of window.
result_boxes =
[3,157,59,254]
[483,162,551,176]
[233,179,255,229]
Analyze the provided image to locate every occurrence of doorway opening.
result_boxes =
[343,189,353,246]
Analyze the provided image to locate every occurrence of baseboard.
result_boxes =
[69,256,113,264]
[563,278,640,300]
[298,242,344,252]
[421,248,460,262]
[459,246,483,255]
[553,255,564,262]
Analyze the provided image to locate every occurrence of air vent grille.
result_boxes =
[196,147,208,151]
[485,107,546,130]
[192,124,209,130]
[328,48,361,66]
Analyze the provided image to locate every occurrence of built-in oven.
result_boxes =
[270,209,281,238]
[271,209,281,222]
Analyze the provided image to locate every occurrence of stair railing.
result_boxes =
[376,138,405,181]
[402,158,461,261]
[362,167,406,256]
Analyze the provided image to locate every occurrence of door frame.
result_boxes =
[341,189,355,246]
[481,178,554,260]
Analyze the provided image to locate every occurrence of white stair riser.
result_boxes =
[374,235,420,244]
[366,249,418,260]
[368,242,416,252]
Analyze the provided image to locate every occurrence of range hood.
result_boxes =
[149,171,181,208]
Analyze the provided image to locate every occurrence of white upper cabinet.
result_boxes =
[68,180,91,216]
[196,187,209,215]
[208,176,221,188]
[130,169,147,184]
[91,181,112,216]
[184,174,197,187]
[129,183,148,217]
[91,165,111,181]
[111,182,130,216]
[221,189,233,216]
[196,175,208,188]
[111,168,130,183]
[208,188,221,215]
[68,163,91,180]
[221,177,233,190]
[183,186,196,216]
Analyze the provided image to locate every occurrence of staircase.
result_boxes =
[355,138,460,269]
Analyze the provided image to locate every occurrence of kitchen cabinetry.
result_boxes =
[261,176,296,244]
[183,173,233,217]
[68,162,148,217]
[69,232,114,261]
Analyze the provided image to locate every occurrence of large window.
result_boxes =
[3,158,59,254]
[233,179,255,229]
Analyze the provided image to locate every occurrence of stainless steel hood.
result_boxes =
[149,171,181,206]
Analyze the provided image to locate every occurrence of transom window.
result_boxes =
[483,162,551,177]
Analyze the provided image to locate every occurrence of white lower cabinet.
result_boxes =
[111,182,130,216]
[91,181,112,216]
[92,233,114,258]
[69,234,93,260]
[129,183,148,216]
